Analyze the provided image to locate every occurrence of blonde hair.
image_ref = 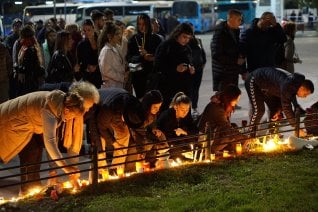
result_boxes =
[65,23,80,34]
[64,92,85,115]
[169,92,191,108]
[68,81,100,104]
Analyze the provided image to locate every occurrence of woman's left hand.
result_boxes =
[152,128,163,137]
[174,128,188,136]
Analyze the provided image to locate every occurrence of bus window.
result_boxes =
[173,1,198,18]
[76,8,83,23]
[84,6,123,17]
[214,2,256,26]
[124,6,151,15]
[172,0,214,33]
[154,7,171,19]
[23,4,81,24]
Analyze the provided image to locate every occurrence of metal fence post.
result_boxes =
[91,145,98,187]
[295,107,300,137]
[205,122,211,161]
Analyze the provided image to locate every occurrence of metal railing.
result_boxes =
[1,110,316,191]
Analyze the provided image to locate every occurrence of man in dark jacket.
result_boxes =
[87,88,146,174]
[240,12,287,73]
[245,67,314,137]
[211,9,245,92]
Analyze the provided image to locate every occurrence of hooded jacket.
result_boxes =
[249,67,305,127]
[87,88,145,150]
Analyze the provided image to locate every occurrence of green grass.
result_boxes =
[9,149,318,211]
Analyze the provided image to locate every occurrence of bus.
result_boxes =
[255,0,283,21]
[23,3,82,24]
[214,1,256,27]
[171,0,215,33]
[75,1,173,26]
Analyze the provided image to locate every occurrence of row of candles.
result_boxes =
[2,136,290,205]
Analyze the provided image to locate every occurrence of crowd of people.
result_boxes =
[0,8,316,195]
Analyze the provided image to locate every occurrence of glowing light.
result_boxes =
[101,169,109,180]
[236,143,243,155]
[0,197,5,205]
[28,187,41,196]
[117,166,125,178]
[223,150,229,158]
[210,154,216,161]
[263,139,277,152]
[136,161,143,173]
[170,158,182,167]
[62,181,73,189]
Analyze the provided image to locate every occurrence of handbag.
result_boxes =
[128,63,143,72]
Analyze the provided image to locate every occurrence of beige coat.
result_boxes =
[0,90,83,164]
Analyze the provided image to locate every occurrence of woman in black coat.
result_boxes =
[156,92,198,159]
[126,14,163,99]
[153,23,195,110]
[46,31,76,83]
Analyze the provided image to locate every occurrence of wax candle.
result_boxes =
[223,150,229,158]
[101,169,109,180]
[117,166,125,178]
[136,161,144,173]
[143,162,151,172]
[210,153,216,161]
[236,143,242,155]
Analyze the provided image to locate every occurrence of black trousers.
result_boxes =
[18,134,44,193]
[245,76,281,134]
[191,68,203,109]
[131,71,148,99]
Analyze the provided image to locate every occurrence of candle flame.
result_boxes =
[62,181,73,189]
[263,139,277,152]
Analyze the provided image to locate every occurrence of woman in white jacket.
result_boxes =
[98,22,126,88]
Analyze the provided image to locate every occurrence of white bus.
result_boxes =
[23,3,82,24]
[75,1,173,26]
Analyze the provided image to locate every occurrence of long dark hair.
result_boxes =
[168,22,193,41]
[212,85,241,117]
[136,14,152,35]
[97,21,120,53]
[55,30,71,53]
[142,90,163,113]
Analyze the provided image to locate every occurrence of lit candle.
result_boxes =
[236,143,243,155]
[101,169,109,180]
[136,161,144,173]
[210,153,216,161]
[223,150,229,158]
[143,162,151,172]
[117,166,125,178]
[0,197,5,205]
[62,181,73,189]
